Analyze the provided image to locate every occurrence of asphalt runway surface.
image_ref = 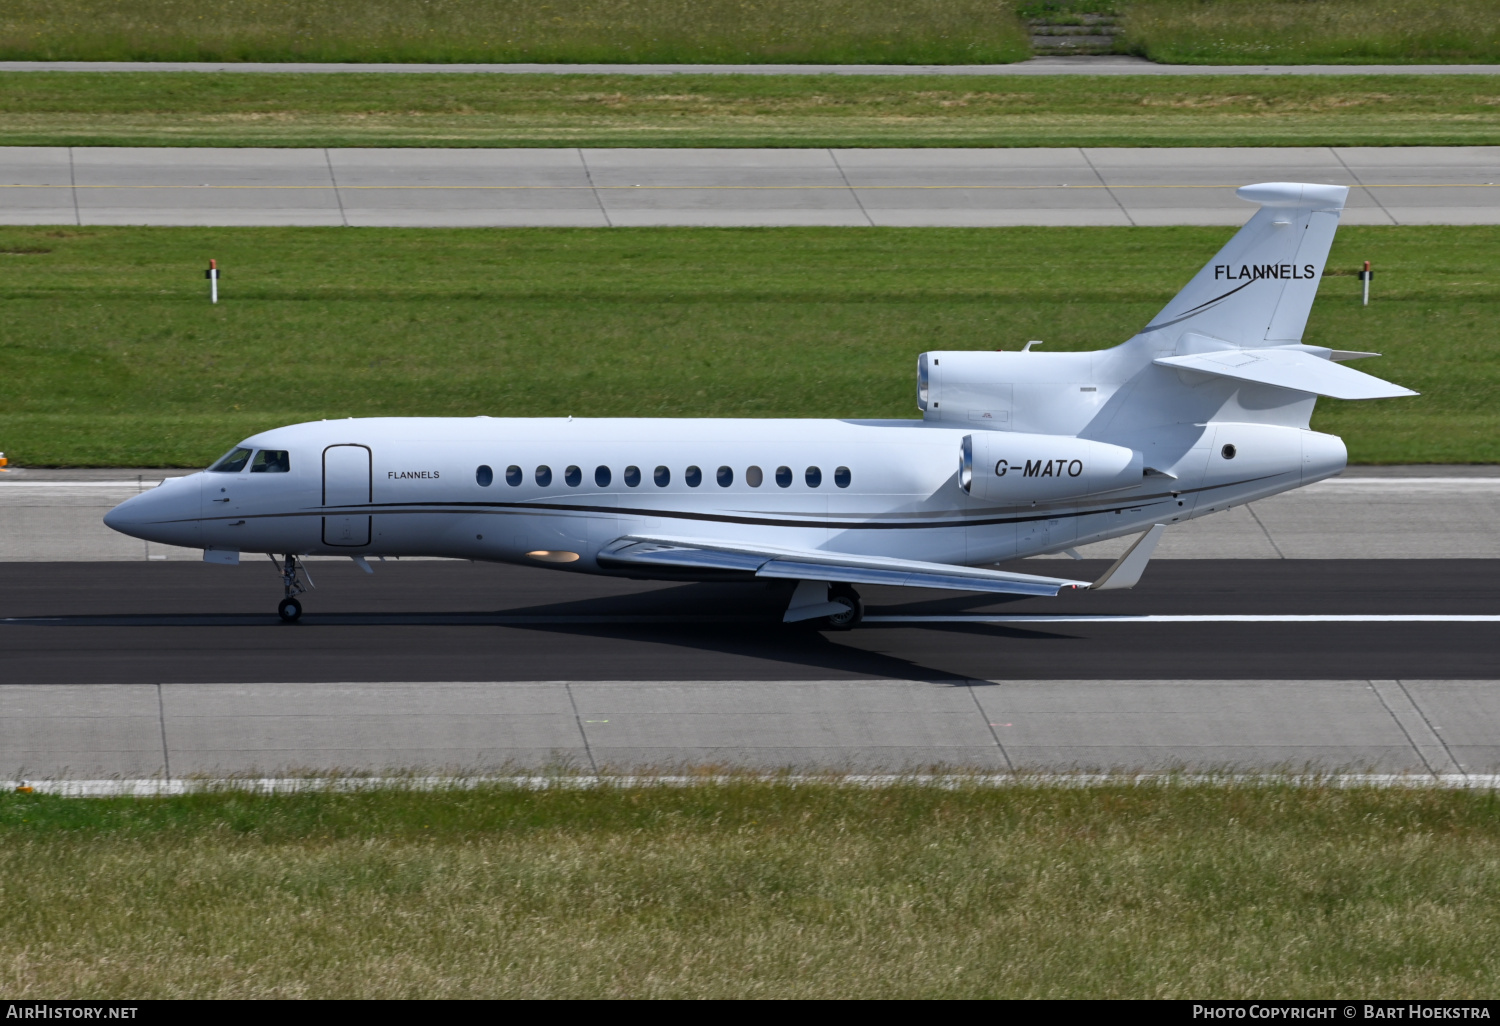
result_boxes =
[6,146,1496,227]
[2,559,1496,685]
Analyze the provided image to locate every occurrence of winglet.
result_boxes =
[1090,524,1167,591]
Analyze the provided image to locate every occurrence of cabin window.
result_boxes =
[565,465,582,487]
[475,464,493,487]
[654,465,671,487]
[716,466,733,487]
[806,466,822,488]
[251,450,290,474]
[209,447,252,473]
[685,465,702,488]
[834,466,851,488]
[624,465,641,488]
[746,465,763,488]
[536,465,552,487]
[775,465,792,488]
[595,465,611,487]
[506,465,522,486]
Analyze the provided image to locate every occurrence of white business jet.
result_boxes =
[105,182,1413,626]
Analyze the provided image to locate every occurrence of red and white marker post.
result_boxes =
[1358,260,1372,306]
[205,258,220,304]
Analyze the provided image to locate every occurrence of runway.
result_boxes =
[1,558,1497,778]
[9,500,1493,778]
[3,470,1495,778]
[3,557,1498,682]
[5,146,1497,227]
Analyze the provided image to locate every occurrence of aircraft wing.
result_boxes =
[597,535,1092,597]
[1154,348,1416,400]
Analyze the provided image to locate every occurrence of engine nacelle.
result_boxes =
[960,432,1143,501]
[918,349,1111,437]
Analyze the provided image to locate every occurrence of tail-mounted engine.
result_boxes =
[960,432,1143,501]
[919,349,1109,438]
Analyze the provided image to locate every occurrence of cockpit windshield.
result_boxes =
[208,447,253,473]
[251,449,290,473]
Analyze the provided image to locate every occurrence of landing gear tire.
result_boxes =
[823,584,863,631]
[274,554,310,622]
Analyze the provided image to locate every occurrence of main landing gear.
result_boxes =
[783,580,864,630]
[825,583,864,630]
[272,554,313,622]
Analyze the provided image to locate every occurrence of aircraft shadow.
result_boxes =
[0,578,1081,683]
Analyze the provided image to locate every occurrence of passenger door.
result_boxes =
[322,444,371,547]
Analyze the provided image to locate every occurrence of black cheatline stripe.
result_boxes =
[199,504,1132,530]
[1141,276,1262,333]
[177,471,1284,532]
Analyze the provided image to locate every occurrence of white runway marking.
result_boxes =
[1312,478,1500,489]
[865,614,1500,624]
[0,481,168,488]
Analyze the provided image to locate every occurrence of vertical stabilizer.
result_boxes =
[1132,183,1348,351]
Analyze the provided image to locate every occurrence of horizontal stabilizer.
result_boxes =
[1154,348,1416,400]
[599,536,1091,597]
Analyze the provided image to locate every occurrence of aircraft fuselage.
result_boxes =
[105,415,1346,572]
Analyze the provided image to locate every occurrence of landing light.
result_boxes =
[527,550,580,563]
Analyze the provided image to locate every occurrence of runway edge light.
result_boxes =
[1358,260,1373,306]
[0,451,8,472]
[205,258,220,304]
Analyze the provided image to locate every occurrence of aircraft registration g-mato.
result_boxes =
[105,182,1414,627]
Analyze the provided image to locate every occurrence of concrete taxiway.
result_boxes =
[5,146,1497,227]
[1,559,1496,777]
[6,678,1490,780]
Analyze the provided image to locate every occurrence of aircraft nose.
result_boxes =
[101,499,129,532]
[104,475,202,547]
[102,490,150,533]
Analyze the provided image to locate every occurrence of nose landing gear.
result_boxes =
[272,554,313,622]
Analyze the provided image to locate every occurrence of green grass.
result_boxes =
[0,224,1493,467]
[0,0,1028,65]
[8,0,1500,68]
[1124,0,1500,66]
[4,72,1500,147]
[9,0,1500,67]
[3,781,1500,997]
